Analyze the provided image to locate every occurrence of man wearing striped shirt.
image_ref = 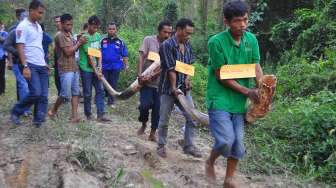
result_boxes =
[157,18,201,158]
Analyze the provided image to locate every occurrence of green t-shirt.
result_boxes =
[206,30,260,113]
[79,32,102,72]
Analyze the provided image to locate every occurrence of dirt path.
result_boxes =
[0,74,323,188]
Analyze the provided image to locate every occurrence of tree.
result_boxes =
[164,0,178,26]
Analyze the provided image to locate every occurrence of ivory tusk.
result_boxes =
[102,60,161,100]
[176,91,209,126]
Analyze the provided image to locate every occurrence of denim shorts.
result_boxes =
[59,71,80,100]
[208,109,246,159]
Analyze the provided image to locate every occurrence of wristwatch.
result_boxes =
[23,64,28,68]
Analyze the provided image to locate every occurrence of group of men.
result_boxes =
[1,0,264,187]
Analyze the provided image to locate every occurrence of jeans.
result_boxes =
[102,69,120,105]
[138,86,160,130]
[12,64,31,113]
[208,109,246,159]
[0,59,5,94]
[11,63,49,123]
[59,71,80,100]
[157,94,197,149]
[81,70,105,117]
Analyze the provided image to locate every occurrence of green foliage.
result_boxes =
[0,2,17,26]
[163,0,178,26]
[117,26,147,89]
[107,168,125,188]
[325,0,336,19]
[249,0,268,29]
[271,1,336,61]
[141,170,166,188]
[270,8,319,54]
[248,90,336,183]
[191,62,208,111]
[276,57,336,99]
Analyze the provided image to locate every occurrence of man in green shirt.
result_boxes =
[79,15,110,122]
[205,1,263,187]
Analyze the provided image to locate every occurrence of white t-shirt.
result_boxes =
[16,18,46,66]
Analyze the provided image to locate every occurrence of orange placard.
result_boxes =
[88,47,101,58]
[220,64,256,79]
[175,60,195,76]
[147,51,160,61]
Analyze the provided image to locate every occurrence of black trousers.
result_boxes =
[0,59,6,95]
[54,66,61,96]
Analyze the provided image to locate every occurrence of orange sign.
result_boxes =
[220,64,256,79]
[147,51,160,61]
[175,61,195,76]
[88,47,101,58]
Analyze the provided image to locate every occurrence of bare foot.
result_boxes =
[137,124,146,135]
[224,177,238,188]
[70,117,81,123]
[148,133,156,142]
[205,160,216,182]
[48,110,57,119]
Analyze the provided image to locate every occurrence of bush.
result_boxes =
[276,57,336,99]
[247,90,336,183]
[270,8,319,53]
[117,26,147,89]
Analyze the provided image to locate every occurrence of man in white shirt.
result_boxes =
[10,0,48,128]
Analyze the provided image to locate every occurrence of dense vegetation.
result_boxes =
[1,0,335,184]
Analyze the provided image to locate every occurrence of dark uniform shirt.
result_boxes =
[101,35,128,71]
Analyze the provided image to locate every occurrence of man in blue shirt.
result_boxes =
[0,21,9,95]
[101,22,129,107]
[4,9,31,115]
[41,23,52,64]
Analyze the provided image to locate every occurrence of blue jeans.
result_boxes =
[102,69,120,105]
[59,71,80,100]
[208,109,246,159]
[138,86,160,130]
[81,70,105,117]
[11,63,49,123]
[157,94,197,149]
[12,64,31,113]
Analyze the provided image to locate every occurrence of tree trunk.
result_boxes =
[200,0,209,35]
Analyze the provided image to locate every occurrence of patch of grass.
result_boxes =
[141,170,166,188]
[107,168,125,188]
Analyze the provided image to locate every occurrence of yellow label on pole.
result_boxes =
[147,51,160,61]
[175,61,195,76]
[220,64,256,79]
[88,47,101,58]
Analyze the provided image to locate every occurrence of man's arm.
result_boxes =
[137,52,146,77]
[121,42,129,73]
[62,36,86,56]
[215,70,259,102]
[4,31,18,56]
[17,43,27,66]
[17,43,31,79]
[122,56,129,73]
[168,70,177,90]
